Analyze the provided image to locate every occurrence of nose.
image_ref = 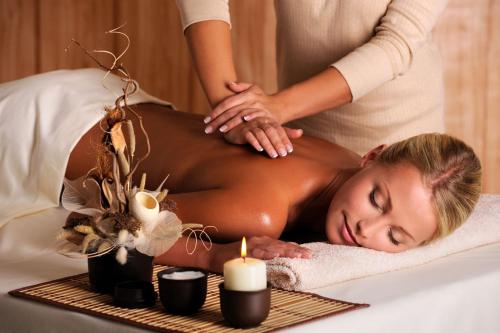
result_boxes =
[355,218,386,238]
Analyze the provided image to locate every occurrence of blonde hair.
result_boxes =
[376,133,482,243]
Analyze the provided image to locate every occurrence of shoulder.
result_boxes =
[226,178,290,237]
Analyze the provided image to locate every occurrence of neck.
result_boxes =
[289,168,359,233]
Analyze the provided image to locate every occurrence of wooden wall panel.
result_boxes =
[38,0,116,72]
[0,0,498,192]
[434,0,499,193]
[0,0,37,82]
[116,0,209,114]
[230,0,277,94]
[484,0,500,193]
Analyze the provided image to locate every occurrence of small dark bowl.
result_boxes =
[113,280,157,308]
[157,267,208,315]
[219,283,271,328]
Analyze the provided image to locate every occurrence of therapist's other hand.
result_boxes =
[223,116,303,158]
[209,236,312,273]
[204,82,284,135]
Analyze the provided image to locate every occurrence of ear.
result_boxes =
[360,144,387,167]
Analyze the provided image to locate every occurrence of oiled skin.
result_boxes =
[66,103,361,242]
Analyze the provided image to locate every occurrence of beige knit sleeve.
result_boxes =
[176,0,231,31]
[332,0,448,101]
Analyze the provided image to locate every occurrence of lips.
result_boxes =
[341,213,360,247]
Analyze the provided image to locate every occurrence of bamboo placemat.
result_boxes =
[9,265,368,333]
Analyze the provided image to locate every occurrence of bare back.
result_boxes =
[67,103,361,241]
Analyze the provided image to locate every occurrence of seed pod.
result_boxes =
[111,159,126,207]
[139,173,146,192]
[126,120,136,159]
[81,233,100,254]
[117,150,130,176]
[74,225,95,235]
[96,241,112,254]
[156,189,169,203]
[110,122,127,154]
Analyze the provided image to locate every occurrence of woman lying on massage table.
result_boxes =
[66,103,482,273]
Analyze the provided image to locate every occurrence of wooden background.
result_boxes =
[1,0,498,193]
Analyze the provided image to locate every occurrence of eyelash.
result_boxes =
[369,188,383,212]
[370,189,399,246]
[388,227,400,246]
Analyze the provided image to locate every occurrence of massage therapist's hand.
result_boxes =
[223,116,303,158]
[209,236,312,273]
[204,82,285,136]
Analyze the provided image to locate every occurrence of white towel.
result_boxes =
[267,194,500,291]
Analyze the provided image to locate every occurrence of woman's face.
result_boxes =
[325,159,438,253]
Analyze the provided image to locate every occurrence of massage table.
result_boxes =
[1,206,500,333]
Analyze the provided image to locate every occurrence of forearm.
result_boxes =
[153,236,215,271]
[275,67,352,123]
[185,20,238,108]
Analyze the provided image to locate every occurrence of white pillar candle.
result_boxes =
[223,237,267,291]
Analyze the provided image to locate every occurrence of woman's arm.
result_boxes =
[206,68,352,129]
[185,20,238,108]
[204,0,448,132]
[167,186,289,242]
[154,235,312,273]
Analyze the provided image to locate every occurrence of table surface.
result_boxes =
[1,208,500,333]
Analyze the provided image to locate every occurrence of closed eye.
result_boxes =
[369,188,383,212]
[388,227,401,246]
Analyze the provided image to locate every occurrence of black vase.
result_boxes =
[88,248,154,294]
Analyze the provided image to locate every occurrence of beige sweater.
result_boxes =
[176,0,447,154]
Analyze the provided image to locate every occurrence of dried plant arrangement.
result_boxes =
[57,26,212,264]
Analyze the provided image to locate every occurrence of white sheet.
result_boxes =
[1,207,500,333]
[0,69,170,228]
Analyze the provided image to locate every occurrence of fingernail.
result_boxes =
[279,149,287,157]
[287,145,293,153]
[271,152,278,158]
[205,126,212,134]
[257,147,264,152]
[219,125,228,132]
[203,116,211,124]
[243,115,250,121]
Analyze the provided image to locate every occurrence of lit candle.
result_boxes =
[223,237,267,291]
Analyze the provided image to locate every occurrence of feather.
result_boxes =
[102,179,119,212]
[61,176,104,216]
[94,217,115,236]
[55,242,87,259]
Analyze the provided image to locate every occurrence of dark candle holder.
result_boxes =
[88,248,153,294]
[113,280,157,308]
[157,267,208,315]
[219,282,271,328]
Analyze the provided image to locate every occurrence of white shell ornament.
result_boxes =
[130,191,160,231]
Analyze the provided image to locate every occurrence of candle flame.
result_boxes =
[241,237,247,258]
